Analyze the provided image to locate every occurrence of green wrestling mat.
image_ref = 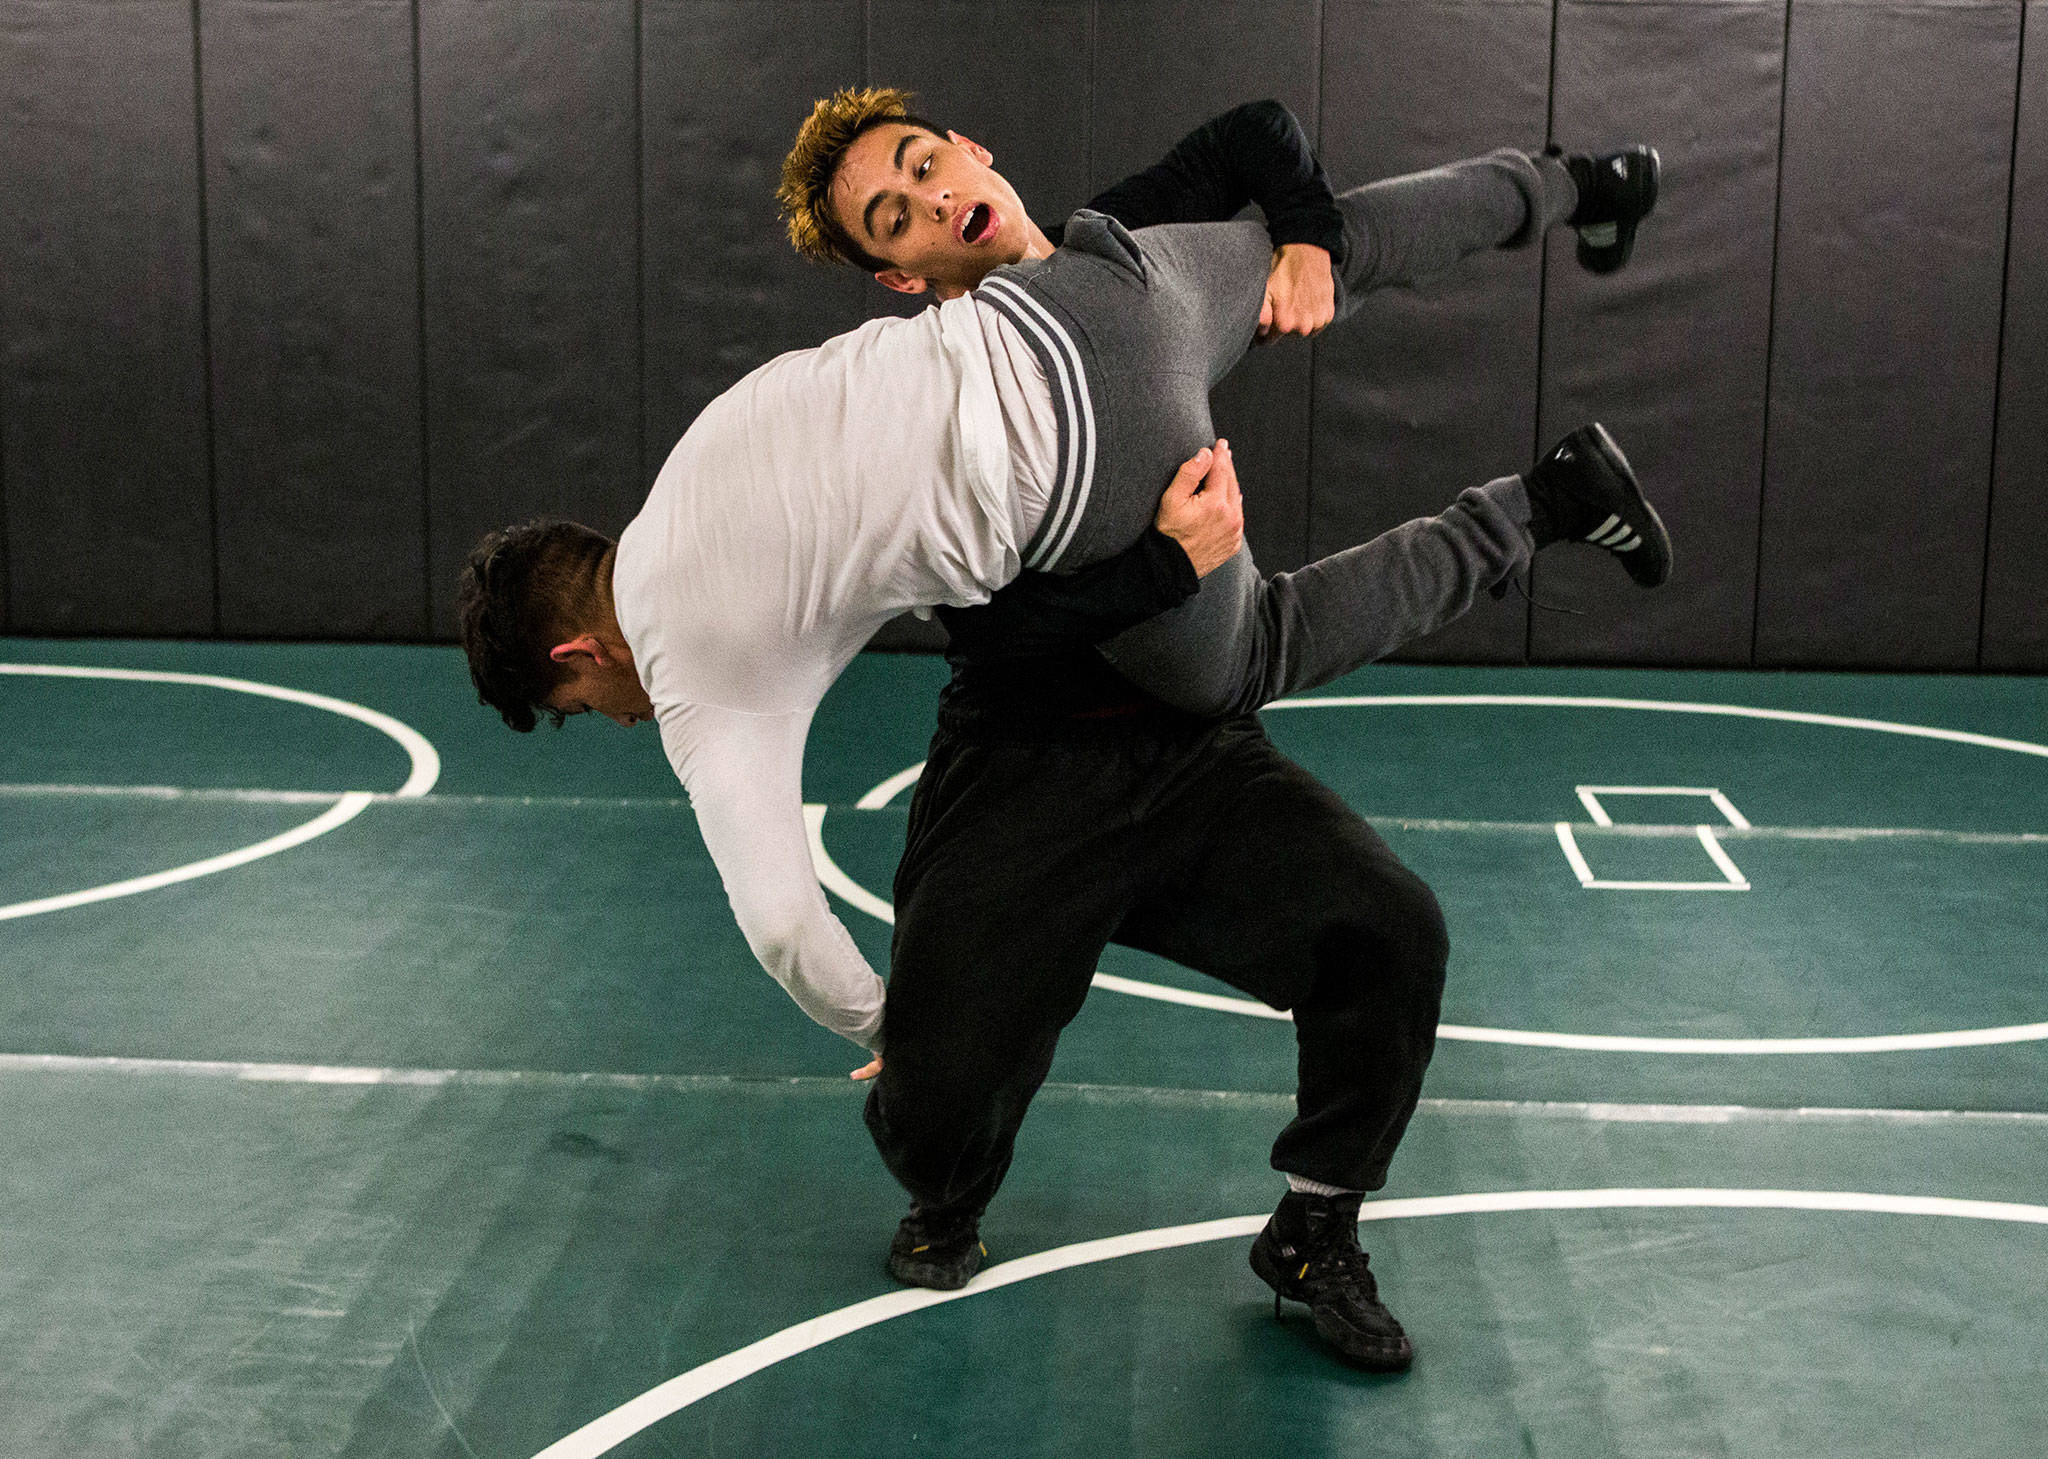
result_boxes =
[3,641,2044,1456]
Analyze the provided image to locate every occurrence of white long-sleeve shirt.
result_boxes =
[613,295,1059,1050]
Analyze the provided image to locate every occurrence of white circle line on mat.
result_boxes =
[828,693,2048,1054]
[528,1186,2048,1459]
[0,664,441,920]
[0,663,440,795]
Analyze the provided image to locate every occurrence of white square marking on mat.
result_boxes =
[1574,786,1751,829]
[1558,786,1751,891]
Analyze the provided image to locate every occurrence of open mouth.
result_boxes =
[960,202,998,246]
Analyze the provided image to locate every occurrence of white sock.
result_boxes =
[1285,1173,1359,1199]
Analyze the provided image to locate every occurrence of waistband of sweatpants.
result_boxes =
[974,269,1100,573]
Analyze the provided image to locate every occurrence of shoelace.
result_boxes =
[1305,1235,1383,1304]
[1493,569,1590,616]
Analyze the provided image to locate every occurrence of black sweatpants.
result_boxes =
[864,715,1449,1218]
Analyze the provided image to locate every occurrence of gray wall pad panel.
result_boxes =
[203,0,426,638]
[865,0,1092,649]
[0,0,215,633]
[866,0,1093,324]
[1093,0,1322,573]
[643,0,867,461]
[421,0,639,638]
[870,0,1093,251]
[1755,0,2019,669]
[1533,0,1784,666]
[1310,0,1552,664]
[1983,0,2047,670]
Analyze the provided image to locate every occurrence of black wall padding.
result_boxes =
[872,1,1095,243]
[1311,0,1552,664]
[859,2,1104,652]
[644,0,870,464]
[1982,0,2047,671]
[1093,0,1324,574]
[1533,0,1785,665]
[1755,0,2020,669]
[1,0,215,634]
[203,0,426,638]
[420,0,640,638]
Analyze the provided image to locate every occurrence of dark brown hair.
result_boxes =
[456,519,615,732]
[778,86,947,272]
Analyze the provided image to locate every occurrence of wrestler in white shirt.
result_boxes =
[607,295,1093,1050]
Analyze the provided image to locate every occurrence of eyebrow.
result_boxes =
[861,132,918,242]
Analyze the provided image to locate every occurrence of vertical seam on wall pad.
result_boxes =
[0,209,10,633]
[632,0,647,490]
[1303,0,1326,570]
[412,0,432,631]
[1751,0,1795,667]
[1526,0,1564,662]
[191,0,222,633]
[1977,0,2030,670]
[1085,0,1097,196]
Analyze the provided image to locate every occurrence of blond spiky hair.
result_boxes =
[779,86,921,266]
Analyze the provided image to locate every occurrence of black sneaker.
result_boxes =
[1525,423,1672,587]
[1557,144,1660,274]
[886,1204,986,1290]
[1249,1191,1413,1371]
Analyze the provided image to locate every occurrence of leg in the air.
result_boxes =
[1099,421,1675,718]
[1328,147,1574,314]
[1099,475,1536,717]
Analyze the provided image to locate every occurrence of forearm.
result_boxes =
[735,892,887,1050]
[659,701,887,1052]
[1079,100,1345,263]
[940,527,1199,659]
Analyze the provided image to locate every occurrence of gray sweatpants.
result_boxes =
[974,148,1577,716]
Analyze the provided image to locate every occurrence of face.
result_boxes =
[544,636,654,728]
[828,122,1032,295]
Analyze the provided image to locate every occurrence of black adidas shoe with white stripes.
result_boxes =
[1525,423,1672,587]
[1557,144,1660,275]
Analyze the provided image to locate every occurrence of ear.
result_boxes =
[946,130,992,166]
[548,634,605,665]
[874,269,932,296]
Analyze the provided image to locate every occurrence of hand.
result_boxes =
[1153,439,1244,578]
[1257,243,1335,342]
[851,1055,883,1081]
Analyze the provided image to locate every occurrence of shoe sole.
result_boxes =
[1248,1236,1415,1372]
[887,1245,983,1291]
[1580,423,1672,587]
[1578,146,1660,275]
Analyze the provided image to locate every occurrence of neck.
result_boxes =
[1018,217,1056,262]
[592,547,629,656]
[935,219,1059,301]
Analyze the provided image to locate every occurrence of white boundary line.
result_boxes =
[1695,825,1752,887]
[0,793,376,921]
[0,664,440,919]
[12,1053,2048,1128]
[1576,785,1752,829]
[1552,821,1751,891]
[801,805,896,924]
[0,664,440,796]
[817,797,2048,1050]
[528,1186,2048,1459]
[830,693,2048,1054]
[854,764,926,810]
[1261,693,2048,760]
[803,807,1272,1017]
